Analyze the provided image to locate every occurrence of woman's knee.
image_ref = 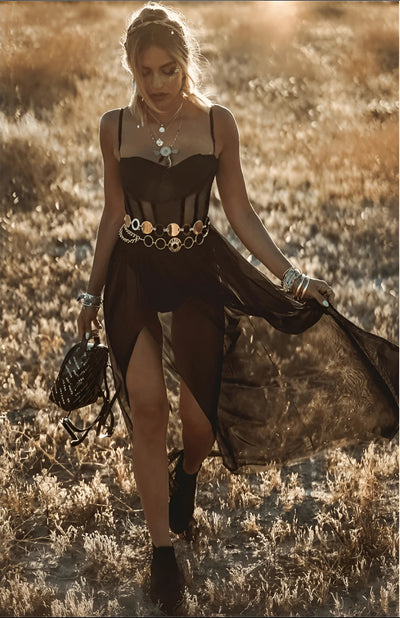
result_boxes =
[124,326,169,439]
[129,393,169,438]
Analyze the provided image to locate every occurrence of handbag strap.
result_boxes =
[62,361,119,446]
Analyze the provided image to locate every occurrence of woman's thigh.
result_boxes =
[171,297,224,432]
[125,323,170,433]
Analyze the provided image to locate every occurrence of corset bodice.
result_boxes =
[119,153,219,227]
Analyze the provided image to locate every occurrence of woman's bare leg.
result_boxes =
[168,380,214,534]
[125,326,171,547]
[169,298,223,533]
[179,379,215,473]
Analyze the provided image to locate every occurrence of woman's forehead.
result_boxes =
[139,45,175,68]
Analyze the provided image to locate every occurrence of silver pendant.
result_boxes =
[154,146,179,167]
[153,147,178,157]
[156,138,163,147]
[159,126,165,133]
[160,146,172,157]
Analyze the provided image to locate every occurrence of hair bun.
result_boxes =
[139,6,169,24]
[126,6,171,36]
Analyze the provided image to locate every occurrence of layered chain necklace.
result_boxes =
[146,101,184,167]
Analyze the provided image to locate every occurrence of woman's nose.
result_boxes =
[152,72,164,89]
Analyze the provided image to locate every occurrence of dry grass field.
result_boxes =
[0,1,398,616]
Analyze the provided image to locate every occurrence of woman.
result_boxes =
[77,2,398,614]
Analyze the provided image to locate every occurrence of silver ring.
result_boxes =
[131,217,141,231]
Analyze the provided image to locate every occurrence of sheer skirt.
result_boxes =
[104,225,398,473]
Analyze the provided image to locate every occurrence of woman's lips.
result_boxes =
[151,94,168,101]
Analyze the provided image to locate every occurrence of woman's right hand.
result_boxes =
[77,306,103,340]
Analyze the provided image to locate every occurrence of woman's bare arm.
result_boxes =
[77,110,125,338]
[214,105,334,306]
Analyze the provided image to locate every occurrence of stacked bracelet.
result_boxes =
[282,267,302,292]
[292,274,311,300]
[281,267,311,300]
[77,292,102,308]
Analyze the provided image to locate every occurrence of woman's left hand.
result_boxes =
[301,277,335,307]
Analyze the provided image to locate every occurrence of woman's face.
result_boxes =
[138,45,183,113]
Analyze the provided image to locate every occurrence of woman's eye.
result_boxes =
[164,66,178,76]
[140,66,178,78]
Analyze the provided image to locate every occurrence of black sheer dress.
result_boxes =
[103,106,398,473]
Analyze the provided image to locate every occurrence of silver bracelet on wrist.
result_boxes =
[77,292,102,308]
[282,266,302,293]
[293,274,311,300]
[292,274,305,298]
[299,276,311,299]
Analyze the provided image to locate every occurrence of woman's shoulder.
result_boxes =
[98,108,127,157]
[210,104,239,145]
[210,104,238,131]
[192,99,235,124]
[210,103,235,120]
[100,107,124,131]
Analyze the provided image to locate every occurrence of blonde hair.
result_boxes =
[122,2,210,121]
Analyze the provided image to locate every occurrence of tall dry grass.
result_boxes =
[0,1,398,616]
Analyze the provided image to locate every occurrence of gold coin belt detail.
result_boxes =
[119,215,210,253]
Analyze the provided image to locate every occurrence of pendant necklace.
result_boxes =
[146,102,184,167]
[148,118,183,167]
[147,100,184,137]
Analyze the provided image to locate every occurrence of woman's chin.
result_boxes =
[150,94,182,113]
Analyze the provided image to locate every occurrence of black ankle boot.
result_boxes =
[169,452,199,534]
[150,544,184,615]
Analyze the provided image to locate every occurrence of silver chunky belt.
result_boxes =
[119,214,210,253]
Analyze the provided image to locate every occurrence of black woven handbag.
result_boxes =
[49,335,118,446]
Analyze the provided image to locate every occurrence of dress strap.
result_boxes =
[209,105,215,155]
[118,108,124,154]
